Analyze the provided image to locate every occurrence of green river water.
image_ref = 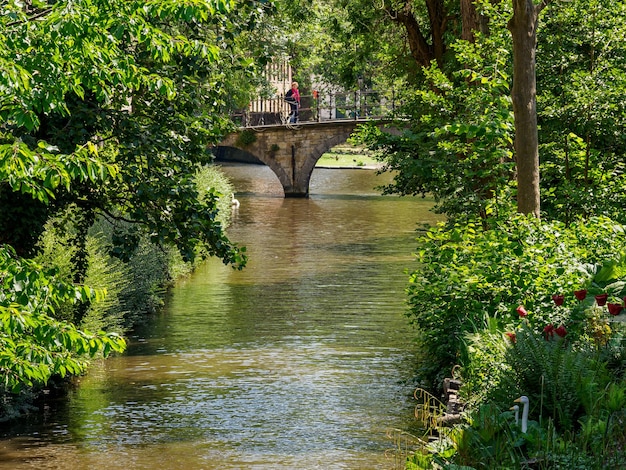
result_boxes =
[0,164,441,469]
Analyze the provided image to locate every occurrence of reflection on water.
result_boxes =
[0,165,442,469]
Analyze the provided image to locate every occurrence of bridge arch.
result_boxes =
[218,120,374,197]
[296,132,355,197]
[217,144,295,195]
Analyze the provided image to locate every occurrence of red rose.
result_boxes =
[552,294,564,306]
[555,325,567,337]
[574,289,587,301]
[543,324,555,340]
[595,294,608,306]
[608,303,624,316]
[505,332,517,343]
[516,305,528,317]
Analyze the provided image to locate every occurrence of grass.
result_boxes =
[316,144,380,168]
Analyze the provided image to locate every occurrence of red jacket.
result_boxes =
[286,87,300,104]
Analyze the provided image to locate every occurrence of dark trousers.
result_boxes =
[287,100,298,123]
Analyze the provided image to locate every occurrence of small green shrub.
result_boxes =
[90,218,172,329]
[80,230,129,333]
[236,129,257,147]
[195,164,234,229]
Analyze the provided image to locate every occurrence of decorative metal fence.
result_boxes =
[231,91,398,127]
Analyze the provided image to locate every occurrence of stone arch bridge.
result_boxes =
[217,120,390,197]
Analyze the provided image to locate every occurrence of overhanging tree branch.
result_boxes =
[7,9,53,27]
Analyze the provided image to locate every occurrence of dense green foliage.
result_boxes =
[358,41,515,221]
[1,0,254,268]
[325,1,626,226]
[405,215,626,468]
[538,2,626,224]
[408,215,626,386]
[0,246,126,393]
[386,2,626,466]
[0,0,269,405]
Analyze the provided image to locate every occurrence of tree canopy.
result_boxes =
[0,0,277,392]
[0,0,266,265]
[280,0,626,225]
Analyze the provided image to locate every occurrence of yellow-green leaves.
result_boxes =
[0,246,126,392]
[0,139,118,203]
[143,0,234,21]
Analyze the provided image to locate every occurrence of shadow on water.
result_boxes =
[0,164,443,469]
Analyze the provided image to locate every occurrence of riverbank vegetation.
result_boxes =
[406,215,626,467]
[0,0,264,418]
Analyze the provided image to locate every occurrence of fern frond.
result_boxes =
[504,325,597,431]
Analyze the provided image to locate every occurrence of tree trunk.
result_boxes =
[426,0,446,67]
[395,7,434,67]
[390,0,447,68]
[507,0,550,218]
[460,0,479,42]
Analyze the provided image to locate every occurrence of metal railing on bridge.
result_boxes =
[231,91,398,127]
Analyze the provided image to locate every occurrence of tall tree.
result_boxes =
[507,0,551,217]
[461,0,480,41]
[384,0,449,68]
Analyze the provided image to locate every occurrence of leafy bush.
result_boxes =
[236,129,257,147]
[409,320,626,469]
[460,318,511,408]
[407,214,626,388]
[540,133,626,226]
[84,222,172,331]
[0,246,126,396]
[407,217,626,470]
[35,164,236,331]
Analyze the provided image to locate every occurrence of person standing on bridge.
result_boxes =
[285,81,300,123]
